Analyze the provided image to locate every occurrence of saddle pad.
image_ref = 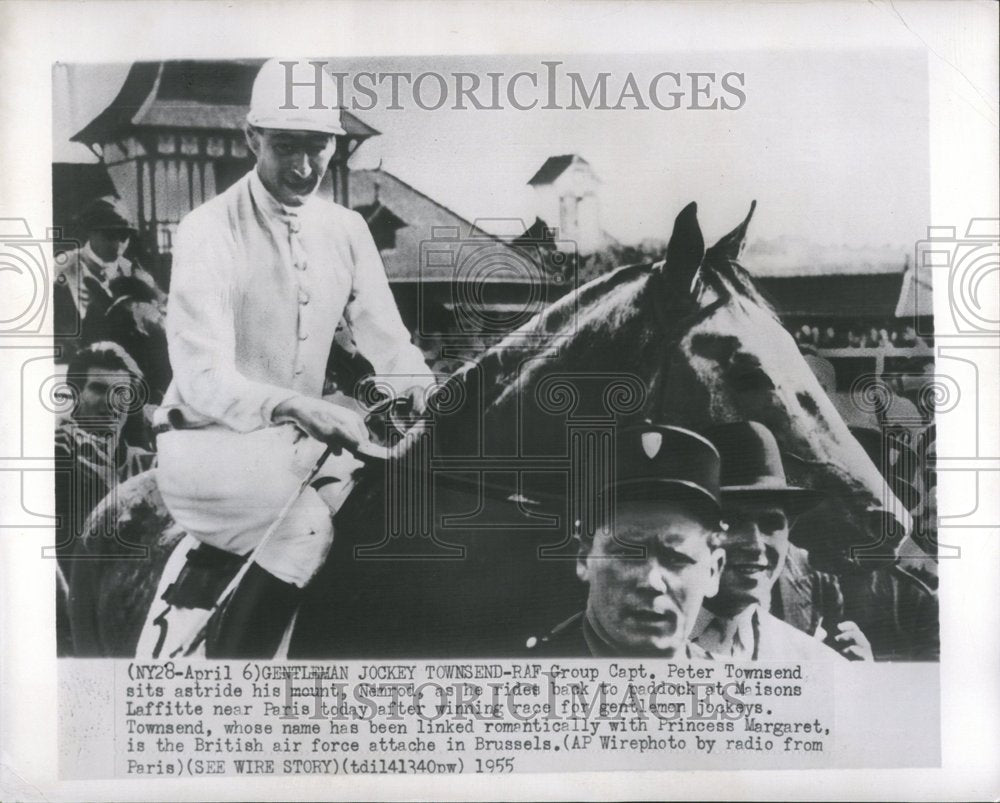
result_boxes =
[134,535,297,660]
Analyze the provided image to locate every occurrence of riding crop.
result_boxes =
[167,442,336,658]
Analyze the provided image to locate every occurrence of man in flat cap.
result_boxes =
[154,59,435,657]
[54,195,163,359]
[527,423,726,658]
[691,421,861,661]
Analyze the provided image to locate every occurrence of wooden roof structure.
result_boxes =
[526,154,597,186]
[71,60,378,148]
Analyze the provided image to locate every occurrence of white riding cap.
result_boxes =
[247,58,346,135]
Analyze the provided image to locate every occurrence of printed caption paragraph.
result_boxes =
[76,660,841,776]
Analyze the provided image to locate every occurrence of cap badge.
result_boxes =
[641,431,663,459]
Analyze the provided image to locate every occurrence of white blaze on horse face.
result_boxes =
[680,294,911,534]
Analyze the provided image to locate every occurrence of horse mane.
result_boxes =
[390,250,778,459]
[698,253,780,321]
[445,260,654,398]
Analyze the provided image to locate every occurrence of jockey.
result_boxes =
[154,59,435,658]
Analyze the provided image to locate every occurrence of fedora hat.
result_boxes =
[849,426,921,512]
[704,421,823,515]
[602,422,722,514]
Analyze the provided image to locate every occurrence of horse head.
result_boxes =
[402,201,907,541]
[646,201,909,538]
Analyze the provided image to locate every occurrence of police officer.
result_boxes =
[527,423,726,658]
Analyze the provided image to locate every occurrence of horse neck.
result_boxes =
[398,265,664,461]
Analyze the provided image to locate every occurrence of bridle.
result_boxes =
[641,259,731,424]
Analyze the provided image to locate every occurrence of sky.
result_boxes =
[53,49,929,252]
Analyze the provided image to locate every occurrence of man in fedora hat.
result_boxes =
[692,421,865,661]
[54,195,163,358]
[808,426,939,661]
[526,423,726,658]
[154,59,435,657]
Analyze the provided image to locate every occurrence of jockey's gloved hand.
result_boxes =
[272,395,369,454]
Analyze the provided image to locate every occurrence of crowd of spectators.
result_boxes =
[793,322,930,350]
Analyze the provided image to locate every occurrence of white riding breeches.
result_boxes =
[156,424,362,587]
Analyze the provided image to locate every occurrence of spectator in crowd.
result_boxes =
[691,422,862,661]
[788,320,933,351]
[899,324,924,347]
[901,424,938,587]
[526,423,725,658]
[819,325,838,348]
[899,359,938,423]
[808,426,939,661]
[101,273,171,404]
[53,196,164,362]
[770,541,850,652]
[54,342,155,570]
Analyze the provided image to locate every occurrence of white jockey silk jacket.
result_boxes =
[159,169,433,433]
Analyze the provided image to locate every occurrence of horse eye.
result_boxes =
[733,368,775,394]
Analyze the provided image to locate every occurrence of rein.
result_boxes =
[362,261,735,508]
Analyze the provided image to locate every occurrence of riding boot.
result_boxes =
[206,564,301,659]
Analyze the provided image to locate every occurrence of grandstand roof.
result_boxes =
[757,272,907,318]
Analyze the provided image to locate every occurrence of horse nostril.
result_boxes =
[733,368,775,394]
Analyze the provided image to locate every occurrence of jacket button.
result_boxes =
[298,290,310,305]
[298,331,308,341]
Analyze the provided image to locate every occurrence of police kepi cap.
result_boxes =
[247,59,346,135]
[77,196,137,233]
[605,422,722,513]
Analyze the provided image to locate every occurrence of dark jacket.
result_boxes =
[772,544,845,638]
[839,563,939,661]
[525,612,711,659]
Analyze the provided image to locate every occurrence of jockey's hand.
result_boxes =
[831,620,874,661]
[273,395,369,454]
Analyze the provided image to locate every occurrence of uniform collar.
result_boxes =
[583,611,705,659]
[582,613,620,657]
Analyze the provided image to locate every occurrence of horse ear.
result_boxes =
[657,201,705,300]
[706,200,757,263]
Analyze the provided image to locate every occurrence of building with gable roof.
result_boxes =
[69,60,378,272]
[527,154,606,255]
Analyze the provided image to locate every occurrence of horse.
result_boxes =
[66,201,902,658]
